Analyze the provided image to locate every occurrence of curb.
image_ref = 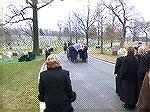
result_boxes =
[89,55,115,64]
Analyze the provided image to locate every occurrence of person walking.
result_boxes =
[120,46,139,110]
[38,54,76,112]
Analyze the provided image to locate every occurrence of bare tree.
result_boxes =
[95,2,106,53]
[4,0,63,55]
[130,18,150,44]
[103,0,140,48]
[136,21,149,45]
[105,24,117,46]
[57,20,63,40]
[71,19,79,43]
[73,0,95,46]
[62,14,73,42]
[0,27,13,49]
[67,14,72,42]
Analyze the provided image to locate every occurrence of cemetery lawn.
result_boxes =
[0,48,117,112]
[0,57,45,112]
[89,48,118,63]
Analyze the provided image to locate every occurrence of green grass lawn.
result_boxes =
[0,46,118,112]
[0,47,64,112]
[1,57,45,112]
[89,48,118,63]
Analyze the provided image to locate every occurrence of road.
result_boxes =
[60,53,137,112]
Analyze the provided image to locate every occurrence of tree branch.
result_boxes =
[37,0,54,10]
[74,13,86,31]
[4,18,33,25]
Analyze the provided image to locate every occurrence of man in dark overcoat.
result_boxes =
[79,45,88,62]
[68,46,78,63]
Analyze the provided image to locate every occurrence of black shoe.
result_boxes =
[67,107,74,112]
[122,104,135,110]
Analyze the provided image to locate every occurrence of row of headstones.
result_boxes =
[0,49,47,60]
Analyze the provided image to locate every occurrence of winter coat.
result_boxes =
[114,56,124,95]
[38,66,76,112]
[120,55,139,105]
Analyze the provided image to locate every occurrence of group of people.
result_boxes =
[114,42,150,111]
[38,42,150,112]
[65,43,88,63]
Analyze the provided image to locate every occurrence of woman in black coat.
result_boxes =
[135,47,146,99]
[114,48,126,96]
[120,46,139,110]
[38,54,76,112]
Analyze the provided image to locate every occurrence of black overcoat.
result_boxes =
[114,56,124,96]
[69,46,78,63]
[136,54,146,98]
[143,51,150,72]
[38,66,76,112]
[120,55,139,105]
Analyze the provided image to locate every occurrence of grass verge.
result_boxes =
[89,48,118,64]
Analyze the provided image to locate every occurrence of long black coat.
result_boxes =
[69,46,78,63]
[136,54,146,98]
[114,56,124,96]
[120,55,139,105]
[143,51,150,72]
[38,66,76,112]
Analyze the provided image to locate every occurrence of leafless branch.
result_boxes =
[5,18,33,25]
[37,0,54,10]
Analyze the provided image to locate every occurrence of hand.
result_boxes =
[148,70,150,86]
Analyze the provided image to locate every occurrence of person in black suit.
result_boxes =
[38,54,76,112]
[114,48,126,96]
[120,46,139,110]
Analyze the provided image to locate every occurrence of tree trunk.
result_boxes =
[120,27,126,48]
[97,22,100,45]
[146,32,148,45]
[110,40,113,48]
[75,31,78,43]
[120,38,124,48]
[97,28,100,45]
[86,31,89,46]
[32,3,39,56]
[100,31,103,54]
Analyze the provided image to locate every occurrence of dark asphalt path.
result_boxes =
[59,53,137,112]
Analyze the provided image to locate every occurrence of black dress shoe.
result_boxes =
[122,104,135,110]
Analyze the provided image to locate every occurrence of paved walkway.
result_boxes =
[60,53,138,112]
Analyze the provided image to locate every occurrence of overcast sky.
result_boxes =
[0,0,150,30]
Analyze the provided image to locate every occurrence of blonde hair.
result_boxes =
[46,54,61,69]
[147,42,150,51]
[138,47,145,55]
[127,46,135,56]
